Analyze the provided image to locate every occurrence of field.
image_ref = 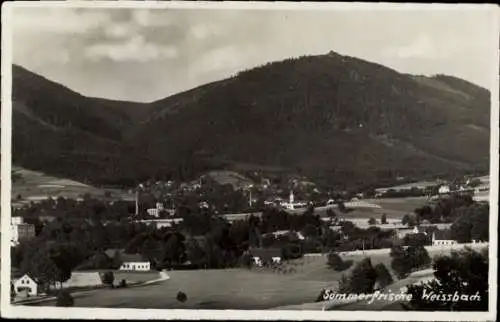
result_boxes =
[27,243,487,310]
[33,253,397,309]
[11,167,134,208]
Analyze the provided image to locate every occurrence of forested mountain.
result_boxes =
[11,51,491,188]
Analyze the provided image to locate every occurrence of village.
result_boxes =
[9,171,490,308]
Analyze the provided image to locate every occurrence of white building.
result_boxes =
[281,190,308,210]
[119,261,151,271]
[105,249,151,271]
[13,274,38,297]
[438,185,451,195]
[146,202,165,217]
[10,217,35,247]
[118,254,151,271]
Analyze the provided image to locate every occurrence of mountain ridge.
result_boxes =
[11,51,490,188]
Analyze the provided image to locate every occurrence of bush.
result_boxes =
[374,263,394,289]
[119,279,127,288]
[341,258,378,293]
[101,271,115,287]
[176,291,187,303]
[327,252,353,271]
[56,290,74,307]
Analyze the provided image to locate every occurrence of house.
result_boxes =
[104,249,151,271]
[13,274,38,297]
[146,202,165,217]
[438,185,451,195]
[268,230,305,240]
[432,230,457,246]
[249,247,282,267]
[10,216,35,246]
[396,228,417,239]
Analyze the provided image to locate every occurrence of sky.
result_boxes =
[10,4,498,102]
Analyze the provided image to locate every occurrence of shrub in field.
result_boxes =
[339,258,377,294]
[327,252,353,271]
[119,279,127,288]
[374,263,393,289]
[176,291,187,303]
[101,271,115,287]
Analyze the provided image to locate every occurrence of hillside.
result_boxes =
[11,52,491,188]
[129,52,490,187]
[12,65,161,186]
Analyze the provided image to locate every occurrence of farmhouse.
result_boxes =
[432,230,457,246]
[438,185,451,195]
[13,274,38,297]
[105,249,151,271]
[119,253,151,271]
[249,247,282,266]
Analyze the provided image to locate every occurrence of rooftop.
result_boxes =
[433,229,454,240]
[249,247,282,258]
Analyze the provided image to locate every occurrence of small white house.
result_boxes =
[438,185,451,195]
[13,274,38,297]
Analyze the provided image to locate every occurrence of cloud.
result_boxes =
[383,34,462,59]
[104,22,136,39]
[190,23,224,40]
[85,35,178,62]
[13,8,109,35]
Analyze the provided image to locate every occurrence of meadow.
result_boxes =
[11,167,134,208]
[35,253,396,309]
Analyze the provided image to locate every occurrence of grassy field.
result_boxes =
[27,244,487,309]
[33,253,397,309]
[11,167,134,208]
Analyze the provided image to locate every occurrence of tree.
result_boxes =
[341,258,377,293]
[406,245,431,270]
[390,245,412,279]
[381,213,388,225]
[163,233,186,266]
[327,251,343,269]
[101,271,115,287]
[321,229,341,250]
[391,245,431,279]
[119,279,127,288]
[337,274,351,293]
[403,233,430,247]
[405,247,488,311]
[326,208,337,223]
[374,263,393,289]
[402,214,416,227]
[21,248,62,291]
[326,251,352,271]
[11,283,16,300]
[56,290,74,307]
[368,217,377,226]
[238,252,253,269]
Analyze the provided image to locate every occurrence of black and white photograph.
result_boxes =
[1,1,498,320]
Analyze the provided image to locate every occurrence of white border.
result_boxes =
[1,1,498,321]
